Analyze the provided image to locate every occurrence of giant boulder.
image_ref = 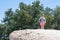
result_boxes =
[9,29,60,40]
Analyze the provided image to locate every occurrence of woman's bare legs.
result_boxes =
[41,24,44,29]
[41,26,44,29]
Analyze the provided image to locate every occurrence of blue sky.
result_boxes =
[0,0,60,23]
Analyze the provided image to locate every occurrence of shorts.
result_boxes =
[40,22,44,27]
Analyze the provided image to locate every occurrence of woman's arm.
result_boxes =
[44,18,46,24]
[39,17,41,22]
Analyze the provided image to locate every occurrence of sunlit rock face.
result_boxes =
[9,29,60,40]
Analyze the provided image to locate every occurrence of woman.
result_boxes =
[39,14,46,29]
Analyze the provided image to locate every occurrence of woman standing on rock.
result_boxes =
[39,14,46,29]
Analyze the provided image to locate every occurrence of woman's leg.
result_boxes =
[40,22,44,29]
[41,25,44,29]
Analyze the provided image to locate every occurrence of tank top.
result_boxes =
[40,17,44,22]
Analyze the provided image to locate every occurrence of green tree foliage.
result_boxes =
[2,0,43,29]
[44,7,54,29]
[0,0,60,40]
[0,24,9,40]
[53,6,60,29]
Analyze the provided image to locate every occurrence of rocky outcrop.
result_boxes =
[9,29,60,40]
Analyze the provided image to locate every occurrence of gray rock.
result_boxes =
[9,29,60,40]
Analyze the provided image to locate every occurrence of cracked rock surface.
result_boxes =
[9,29,60,40]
